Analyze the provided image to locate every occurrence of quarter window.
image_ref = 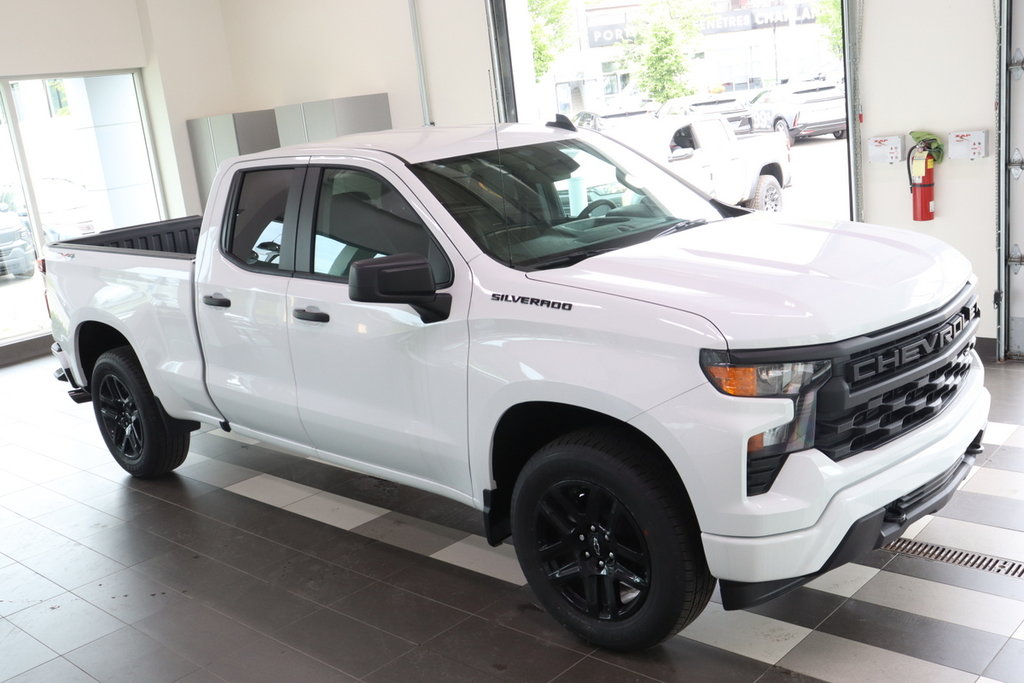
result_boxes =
[226,168,294,271]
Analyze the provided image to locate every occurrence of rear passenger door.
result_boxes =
[195,161,312,447]
[285,160,472,495]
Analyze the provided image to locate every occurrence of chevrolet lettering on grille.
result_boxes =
[849,305,978,383]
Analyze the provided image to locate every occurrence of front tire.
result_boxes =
[511,429,713,651]
[91,346,190,477]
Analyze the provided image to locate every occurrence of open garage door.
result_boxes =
[1009,0,1024,358]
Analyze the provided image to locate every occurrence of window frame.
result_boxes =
[293,165,455,288]
[220,165,307,275]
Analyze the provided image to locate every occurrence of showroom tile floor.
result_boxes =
[0,354,1023,682]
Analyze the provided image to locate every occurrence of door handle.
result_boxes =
[293,308,330,323]
[202,294,231,308]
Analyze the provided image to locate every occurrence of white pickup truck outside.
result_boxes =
[44,122,988,651]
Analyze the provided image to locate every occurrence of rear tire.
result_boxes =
[773,118,793,147]
[91,346,190,477]
[750,175,783,212]
[511,429,713,651]
[833,129,847,139]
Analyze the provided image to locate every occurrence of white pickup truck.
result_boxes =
[44,120,988,651]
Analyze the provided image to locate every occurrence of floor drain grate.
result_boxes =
[884,538,1024,578]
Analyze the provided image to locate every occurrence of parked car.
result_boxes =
[35,178,97,242]
[0,210,36,279]
[45,122,988,652]
[749,80,848,145]
[655,94,752,133]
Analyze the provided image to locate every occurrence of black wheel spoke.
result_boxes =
[610,540,645,566]
[612,563,648,590]
[583,575,602,617]
[600,573,620,617]
[538,538,569,561]
[538,498,575,537]
[547,560,582,584]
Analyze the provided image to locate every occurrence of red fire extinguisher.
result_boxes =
[907,132,944,221]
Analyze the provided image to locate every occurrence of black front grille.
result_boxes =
[816,341,975,461]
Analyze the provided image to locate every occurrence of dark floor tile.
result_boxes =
[484,584,594,653]
[853,549,897,569]
[254,551,375,605]
[207,634,356,682]
[393,494,486,536]
[936,489,1024,532]
[82,487,175,522]
[332,581,469,643]
[42,470,123,503]
[275,607,415,678]
[187,433,249,459]
[133,547,250,603]
[753,666,829,683]
[19,540,125,590]
[65,626,199,682]
[174,669,227,683]
[743,587,847,630]
[32,501,125,540]
[74,568,189,624]
[264,458,358,494]
[75,523,178,567]
[134,601,260,666]
[594,636,770,682]
[366,648,502,683]
[818,598,1005,674]
[124,474,217,507]
[884,553,1024,601]
[984,445,1024,473]
[424,616,583,682]
[312,535,420,578]
[176,459,257,488]
[0,563,66,617]
[983,637,1024,683]
[4,656,98,683]
[7,593,124,654]
[384,554,516,613]
[208,571,321,633]
[206,444,295,473]
[551,655,659,682]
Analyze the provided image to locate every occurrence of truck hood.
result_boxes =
[526,213,973,349]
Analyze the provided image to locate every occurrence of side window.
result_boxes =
[226,168,294,271]
[311,168,451,284]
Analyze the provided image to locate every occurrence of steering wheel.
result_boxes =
[576,199,616,219]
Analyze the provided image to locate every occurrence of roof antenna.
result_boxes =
[546,114,577,132]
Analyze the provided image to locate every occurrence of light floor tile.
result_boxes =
[209,430,259,445]
[1015,621,1024,640]
[901,514,933,540]
[680,601,811,664]
[430,534,527,586]
[0,472,33,498]
[804,562,878,597]
[1005,427,1024,449]
[285,491,388,530]
[853,570,1024,636]
[958,464,981,488]
[915,516,1024,563]
[0,446,79,484]
[226,474,319,508]
[961,467,1024,500]
[778,631,976,683]
[983,422,1020,446]
[176,460,257,488]
[0,486,76,519]
[0,621,58,681]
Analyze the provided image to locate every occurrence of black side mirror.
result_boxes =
[348,253,452,323]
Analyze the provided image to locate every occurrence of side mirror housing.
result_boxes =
[348,253,452,323]
[669,146,695,162]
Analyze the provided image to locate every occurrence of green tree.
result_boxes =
[634,21,691,103]
[528,0,573,82]
[816,0,844,60]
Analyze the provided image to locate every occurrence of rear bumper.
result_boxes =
[718,432,982,609]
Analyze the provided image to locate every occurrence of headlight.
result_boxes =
[700,349,831,460]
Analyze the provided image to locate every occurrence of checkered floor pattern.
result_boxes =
[0,354,1022,682]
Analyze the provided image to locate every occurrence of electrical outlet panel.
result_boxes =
[947,130,988,160]
[868,135,905,164]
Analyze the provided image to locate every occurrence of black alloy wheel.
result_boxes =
[97,373,145,462]
[535,480,652,621]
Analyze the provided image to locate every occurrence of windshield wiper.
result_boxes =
[653,218,708,238]
[531,246,622,270]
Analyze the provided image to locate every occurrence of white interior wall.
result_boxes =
[854,0,1000,338]
[0,0,495,216]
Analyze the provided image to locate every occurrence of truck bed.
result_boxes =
[55,216,201,255]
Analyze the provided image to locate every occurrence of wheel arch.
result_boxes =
[76,321,131,390]
[482,401,692,546]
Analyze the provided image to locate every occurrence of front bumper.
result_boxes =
[718,433,981,609]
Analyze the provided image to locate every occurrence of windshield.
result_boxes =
[410,136,724,270]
